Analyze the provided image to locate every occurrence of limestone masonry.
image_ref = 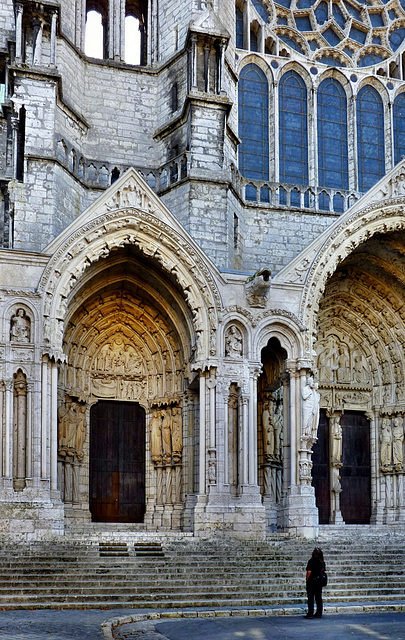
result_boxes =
[0,0,404,540]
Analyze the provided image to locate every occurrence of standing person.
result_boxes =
[304,547,326,619]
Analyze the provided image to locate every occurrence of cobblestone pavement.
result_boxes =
[0,608,136,640]
[116,612,405,640]
[1,607,405,639]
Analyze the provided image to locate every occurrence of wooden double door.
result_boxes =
[312,410,371,524]
[89,401,146,523]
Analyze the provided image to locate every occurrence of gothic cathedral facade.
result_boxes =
[0,0,404,540]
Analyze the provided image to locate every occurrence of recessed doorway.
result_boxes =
[89,400,146,523]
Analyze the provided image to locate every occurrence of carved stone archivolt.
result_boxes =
[38,170,222,363]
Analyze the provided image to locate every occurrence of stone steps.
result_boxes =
[0,535,404,610]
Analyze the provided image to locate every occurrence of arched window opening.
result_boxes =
[238,64,269,181]
[317,78,348,190]
[357,85,385,192]
[393,92,405,165]
[279,71,308,186]
[85,9,106,59]
[126,1,147,65]
[236,5,244,48]
[125,15,141,64]
[250,27,258,52]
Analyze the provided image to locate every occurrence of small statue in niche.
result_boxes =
[10,308,30,343]
[380,418,392,470]
[225,325,243,358]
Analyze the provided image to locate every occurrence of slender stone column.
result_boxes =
[50,362,58,490]
[4,381,13,478]
[32,18,44,66]
[191,35,198,90]
[15,4,24,61]
[41,358,48,479]
[14,371,27,491]
[26,382,33,478]
[11,116,19,180]
[287,363,298,487]
[241,396,249,484]
[204,44,210,93]
[223,390,229,485]
[199,372,206,494]
[248,373,258,485]
[50,10,58,66]
[243,0,250,51]
[0,383,4,477]
[217,39,226,94]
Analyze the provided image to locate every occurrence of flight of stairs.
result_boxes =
[1,528,404,610]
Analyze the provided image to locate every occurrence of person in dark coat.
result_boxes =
[304,547,326,619]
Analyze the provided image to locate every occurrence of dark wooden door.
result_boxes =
[340,411,371,524]
[312,409,330,524]
[89,401,146,523]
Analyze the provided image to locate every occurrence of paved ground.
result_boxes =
[0,606,404,640]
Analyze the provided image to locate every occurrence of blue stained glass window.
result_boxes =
[279,34,305,52]
[252,0,268,19]
[238,64,269,181]
[275,0,291,7]
[390,28,405,52]
[318,56,345,66]
[358,53,384,66]
[393,93,405,164]
[370,12,383,27]
[296,15,312,31]
[323,27,342,45]
[279,71,308,185]
[318,78,348,189]
[333,6,346,28]
[350,26,367,43]
[344,2,362,20]
[236,8,244,48]
[357,85,385,191]
[315,2,328,24]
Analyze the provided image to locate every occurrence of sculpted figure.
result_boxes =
[171,406,183,459]
[380,418,392,469]
[262,400,274,459]
[10,308,30,343]
[302,376,320,441]
[330,416,342,466]
[75,405,87,461]
[162,409,172,463]
[392,417,404,469]
[336,346,350,383]
[273,403,283,459]
[150,410,162,464]
[225,325,243,358]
